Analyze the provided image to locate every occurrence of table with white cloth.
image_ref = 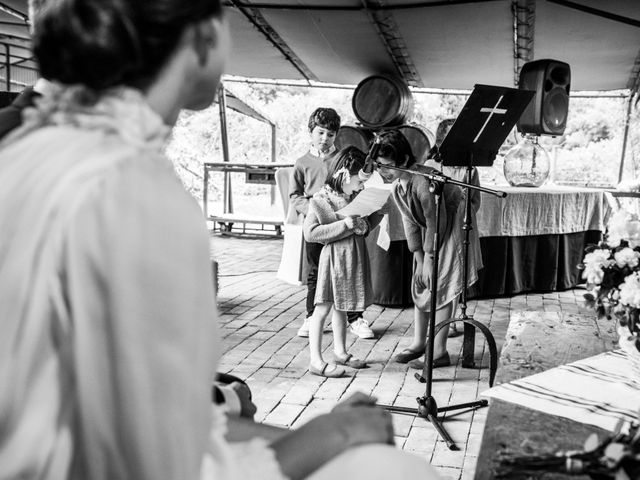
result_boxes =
[365,185,609,306]
[470,185,609,298]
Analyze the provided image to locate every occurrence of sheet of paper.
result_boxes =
[376,213,391,251]
[337,187,391,218]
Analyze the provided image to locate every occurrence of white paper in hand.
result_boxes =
[376,214,391,251]
[337,187,391,218]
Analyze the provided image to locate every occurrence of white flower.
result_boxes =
[583,265,604,285]
[606,209,640,248]
[582,249,614,285]
[614,247,640,268]
[618,272,640,308]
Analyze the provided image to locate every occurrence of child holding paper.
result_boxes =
[303,146,381,377]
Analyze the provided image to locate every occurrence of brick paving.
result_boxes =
[211,234,593,480]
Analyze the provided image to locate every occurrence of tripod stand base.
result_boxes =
[379,395,488,450]
[425,317,498,387]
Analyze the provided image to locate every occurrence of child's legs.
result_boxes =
[305,242,324,318]
[331,309,348,358]
[433,300,455,358]
[408,300,456,358]
[309,302,332,367]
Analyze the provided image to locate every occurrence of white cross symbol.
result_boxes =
[473,95,507,143]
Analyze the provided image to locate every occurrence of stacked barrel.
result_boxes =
[335,74,435,161]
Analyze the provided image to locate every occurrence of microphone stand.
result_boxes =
[375,161,504,451]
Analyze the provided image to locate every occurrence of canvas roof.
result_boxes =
[1,0,639,93]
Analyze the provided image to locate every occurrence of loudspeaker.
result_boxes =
[516,59,571,136]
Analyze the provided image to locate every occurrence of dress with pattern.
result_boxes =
[303,186,373,311]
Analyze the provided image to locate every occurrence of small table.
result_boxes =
[474,311,618,479]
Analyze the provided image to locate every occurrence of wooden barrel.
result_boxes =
[334,125,374,152]
[352,75,414,128]
[394,124,436,163]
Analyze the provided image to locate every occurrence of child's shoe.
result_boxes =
[349,318,375,339]
[297,318,310,337]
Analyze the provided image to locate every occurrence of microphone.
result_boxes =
[359,134,382,180]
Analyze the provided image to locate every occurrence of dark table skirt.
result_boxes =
[366,238,414,307]
[366,230,602,306]
[469,230,602,299]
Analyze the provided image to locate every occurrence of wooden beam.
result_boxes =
[225,1,505,12]
[547,0,640,29]
[511,0,535,87]
[0,2,28,22]
[627,48,640,95]
[228,0,318,82]
[361,0,423,88]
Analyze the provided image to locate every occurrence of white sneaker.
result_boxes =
[349,318,375,339]
[297,318,332,337]
[297,318,310,337]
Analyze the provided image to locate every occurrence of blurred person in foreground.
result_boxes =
[0,1,439,479]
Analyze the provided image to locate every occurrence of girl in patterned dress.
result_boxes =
[303,146,380,377]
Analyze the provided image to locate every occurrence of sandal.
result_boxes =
[309,362,345,378]
[409,352,452,369]
[393,348,424,364]
[334,353,367,369]
[448,323,461,338]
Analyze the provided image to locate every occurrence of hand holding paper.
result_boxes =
[337,187,391,218]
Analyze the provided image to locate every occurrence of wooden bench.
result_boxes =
[474,310,618,480]
[209,214,284,236]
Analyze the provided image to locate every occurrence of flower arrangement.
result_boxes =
[581,209,640,354]
[496,419,640,479]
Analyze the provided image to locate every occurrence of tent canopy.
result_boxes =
[1,0,639,93]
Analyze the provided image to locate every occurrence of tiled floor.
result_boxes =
[211,234,593,480]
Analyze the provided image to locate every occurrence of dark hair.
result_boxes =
[33,0,223,90]
[375,129,416,168]
[308,107,340,133]
[435,118,456,146]
[326,146,366,193]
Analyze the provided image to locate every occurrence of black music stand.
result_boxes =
[432,84,534,375]
[381,84,534,451]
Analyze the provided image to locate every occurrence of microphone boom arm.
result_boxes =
[374,162,507,198]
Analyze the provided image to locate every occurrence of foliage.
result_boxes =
[164,81,639,216]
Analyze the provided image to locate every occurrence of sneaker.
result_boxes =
[297,318,331,337]
[297,318,310,337]
[349,318,375,339]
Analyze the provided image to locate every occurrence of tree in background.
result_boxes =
[165,82,637,216]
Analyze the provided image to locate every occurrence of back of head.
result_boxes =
[435,118,456,147]
[376,129,416,167]
[33,0,223,91]
[308,107,340,133]
[326,146,365,193]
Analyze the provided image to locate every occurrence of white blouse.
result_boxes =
[0,86,285,480]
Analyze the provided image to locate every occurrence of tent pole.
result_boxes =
[270,122,276,205]
[218,83,233,214]
[617,94,633,184]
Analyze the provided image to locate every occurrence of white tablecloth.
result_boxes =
[477,185,609,238]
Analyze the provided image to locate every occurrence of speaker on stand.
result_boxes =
[517,59,571,136]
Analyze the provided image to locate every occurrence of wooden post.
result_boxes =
[4,44,10,91]
[218,83,233,214]
[270,122,277,205]
[618,94,633,184]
